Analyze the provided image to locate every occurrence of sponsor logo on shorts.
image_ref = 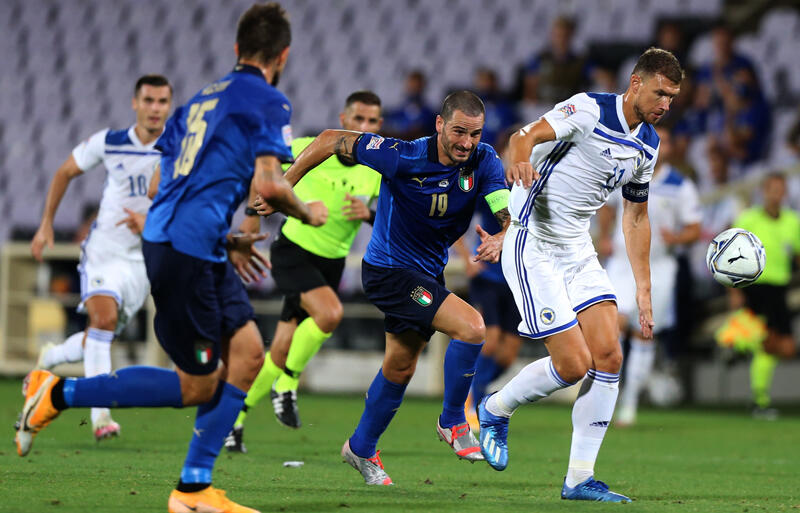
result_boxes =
[411,286,433,307]
[540,308,555,325]
[91,276,104,287]
[366,135,384,150]
[194,341,213,365]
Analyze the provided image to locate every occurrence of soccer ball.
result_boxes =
[706,228,766,288]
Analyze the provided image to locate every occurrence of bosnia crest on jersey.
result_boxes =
[458,172,474,192]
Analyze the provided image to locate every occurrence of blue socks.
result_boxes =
[471,353,505,406]
[62,366,183,408]
[181,382,247,485]
[440,339,483,427]
[349,369,407,458]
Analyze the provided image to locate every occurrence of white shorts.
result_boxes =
[502,225,616,340]
[77,237,150,334]
[605,254,676,332]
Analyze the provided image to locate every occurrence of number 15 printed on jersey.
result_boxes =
[174,99,219,178]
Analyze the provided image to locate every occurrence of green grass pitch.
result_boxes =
[1,378,798,512]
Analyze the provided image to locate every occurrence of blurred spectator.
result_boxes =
[787,107,800,158]
[718,67,772,167]
[521,16,588,105]
[383,70,436,139]
[473,68,517,148]
[695,25,770,169]
[655,21,688,66]
[690,143,743,287]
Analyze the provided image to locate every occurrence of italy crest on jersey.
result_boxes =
[411,286,433,307]
[459,172,474,192]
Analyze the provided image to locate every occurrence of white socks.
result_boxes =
[84,328,115,425]
[40,331,85,368]
[487,357,573,417]
[619,337,655,415]
[566,369,620,487]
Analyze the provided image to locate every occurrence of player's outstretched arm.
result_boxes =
[31,155,84,261]
[237,179,262,234]
[622,198,654,338]
[506,119,556,188]
[283,129,362,187]
[254,154,328,226]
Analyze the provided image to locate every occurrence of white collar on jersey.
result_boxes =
[127,124,163,150]
[615,94,632,135]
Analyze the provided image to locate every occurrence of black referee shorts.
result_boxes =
[743,283,792,335]
[270,233,345,322]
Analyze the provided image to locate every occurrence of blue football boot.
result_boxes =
[477,393,509,470]
[561,477,631,502]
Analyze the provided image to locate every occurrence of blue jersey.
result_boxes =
[473,199,506,283]
[144,65,293,262]
[355,134,506,276]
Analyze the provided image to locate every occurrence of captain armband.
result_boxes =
[485,189,510,213]
[622,182,649,203]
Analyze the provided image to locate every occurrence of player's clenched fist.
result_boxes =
[305,200,328,226]
[505,161,539,189]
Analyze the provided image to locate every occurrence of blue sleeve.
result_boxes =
[478,147,508,197]
[251,99,294,163]
[352,133,408,180]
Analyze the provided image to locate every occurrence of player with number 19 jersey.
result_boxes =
[144,64,294,262]
[359,134,507,278]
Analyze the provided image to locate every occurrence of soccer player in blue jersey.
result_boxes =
[276,91,512,485]
[15,4,326,512]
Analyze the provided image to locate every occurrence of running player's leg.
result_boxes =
[432,293,485,428]
[344,330,424,484]
[235,318,296,429]
[275,285,342,393]
[561,300,629,501]
[83,295,120,438]
[37,332,85,369]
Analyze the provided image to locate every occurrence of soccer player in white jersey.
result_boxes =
[477,48,683,502]
[599,127,701,426]
[30,75,172,440]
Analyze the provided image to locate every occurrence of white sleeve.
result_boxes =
[541,93,600,142]
[630,146,659,185]
[72,129,108,171]
[678,179,702,225]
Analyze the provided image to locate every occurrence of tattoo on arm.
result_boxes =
[334,134,357,165]
[493,207,510,227]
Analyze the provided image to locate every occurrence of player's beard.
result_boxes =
[444,141,474,164]
[271,70,281,87]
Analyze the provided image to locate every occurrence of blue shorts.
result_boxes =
[142,240,255,375]
[361,260,450,341]
[469,275,521,333]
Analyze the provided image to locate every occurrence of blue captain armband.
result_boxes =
[622,182,649,203]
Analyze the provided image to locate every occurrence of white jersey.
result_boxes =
[72,126,160,259]
[608,164,701,261]
[509,92,660,244]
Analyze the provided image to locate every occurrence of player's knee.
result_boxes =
[553,351,592,383]
[88,312,118,333]
[181,377,219,405]
[457,315,486,344]
[314,303,343,334]
[594,345,623,373]
[383,361,417,385]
